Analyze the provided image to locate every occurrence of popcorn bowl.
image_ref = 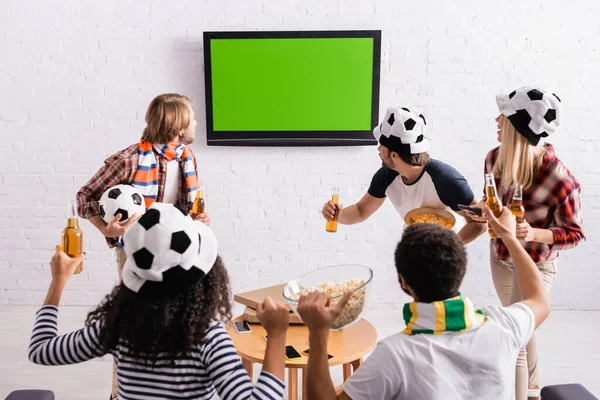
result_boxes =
[282,264,373,331]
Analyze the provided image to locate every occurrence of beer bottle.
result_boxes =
[325,187,340,233]
[190,184,205,219]
[61,201,83,274]
[484,173,502,238]
[508,184,525,223]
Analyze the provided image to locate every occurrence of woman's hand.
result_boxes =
[516,219,536,242]
[50,246,85,284]
[257,297,290,336]
[44,246,85,306]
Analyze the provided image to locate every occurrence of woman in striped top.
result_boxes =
[29,203,289,399]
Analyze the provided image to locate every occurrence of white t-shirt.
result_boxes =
[343,303,535,400]
[163,160,180,205]
[367,158,475,219]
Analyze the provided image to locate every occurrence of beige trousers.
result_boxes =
[111,247,127,398]
[490,249,557,400]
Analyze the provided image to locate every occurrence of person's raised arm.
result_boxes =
[322,193,385,225]
[484,205,551,328]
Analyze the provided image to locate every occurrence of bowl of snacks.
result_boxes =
[404,207,456,229]
[283,264,373,331]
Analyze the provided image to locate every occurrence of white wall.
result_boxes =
[1,0,598,309]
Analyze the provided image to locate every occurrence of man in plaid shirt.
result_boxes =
[76,93,210,400]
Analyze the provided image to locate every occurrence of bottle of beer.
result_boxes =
[61,201,83,274]
[325,187,340,233]
[508,184,525,223]
[484,173,502,238]
[190,184,205,219]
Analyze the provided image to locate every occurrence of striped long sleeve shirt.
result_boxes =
[29,306,284,400]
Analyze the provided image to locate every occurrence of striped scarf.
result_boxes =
[132,140,198,209]
[403,294,486,335]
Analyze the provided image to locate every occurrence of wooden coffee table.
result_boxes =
[226,316,377,400]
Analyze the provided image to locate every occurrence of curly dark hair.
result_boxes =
[85,255,231,363]
[394,223,467,303]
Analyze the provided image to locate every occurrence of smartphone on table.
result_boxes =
[234,321,252,334]
[285,345,303,361]
[302,349,333,359]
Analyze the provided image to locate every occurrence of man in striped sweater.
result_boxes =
[30,204,288,399]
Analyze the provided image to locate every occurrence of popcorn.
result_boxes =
[295,278,367,329]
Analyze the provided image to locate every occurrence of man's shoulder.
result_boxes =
[481,303,536,348]
[424,158,467,181]
[378,332,418,355]
[373,167,400,179]
[105,143,140,162]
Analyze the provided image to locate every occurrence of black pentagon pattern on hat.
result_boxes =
[415,135,424,143]
[138,265,206,298]
[553,93,561,102]
[387,113,395,125]
[171,231,191,254]
[99,205,106,218]
[419,114,427,125]
[115,208,128,221]
[527,89,544,101]
[401,107,411,112]
[108,188,122,199]
[131,193,143,206]
[133,248,154,270]
[138,208,160,230]
[509,90,516,99]
[404,118,416,131]
[198,233,202,254]
[544,109,557,124]
[514,109,532,127]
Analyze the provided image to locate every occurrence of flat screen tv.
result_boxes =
[203,30,381,146]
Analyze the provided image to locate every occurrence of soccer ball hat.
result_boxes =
[373,106,430,155]
[121,202,218,298]
[496,86,563,146]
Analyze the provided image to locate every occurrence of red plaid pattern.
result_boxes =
[483,144,584,262]
[76,143,198,248]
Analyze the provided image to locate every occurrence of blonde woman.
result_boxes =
[462,87,585,400]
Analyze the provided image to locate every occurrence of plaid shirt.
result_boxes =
[76,143,198,248]
[483,144,584,262]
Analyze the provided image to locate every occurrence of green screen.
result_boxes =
[210,38,374,131]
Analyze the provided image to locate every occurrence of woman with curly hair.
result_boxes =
[29,203,289,400]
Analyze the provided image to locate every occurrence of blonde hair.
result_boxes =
[142,94,192,143]
[492,117,546,190]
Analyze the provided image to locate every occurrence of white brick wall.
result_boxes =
[1,0,599,309]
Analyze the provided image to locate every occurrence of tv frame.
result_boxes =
[203,30,381,147]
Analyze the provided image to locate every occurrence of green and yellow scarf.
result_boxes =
[403,294,487,335]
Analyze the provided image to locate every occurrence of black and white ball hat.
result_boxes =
[373,106,430,155]
[121,202,218,298]
[496,86,563,146]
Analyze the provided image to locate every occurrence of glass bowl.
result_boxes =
[282,264,373,331]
